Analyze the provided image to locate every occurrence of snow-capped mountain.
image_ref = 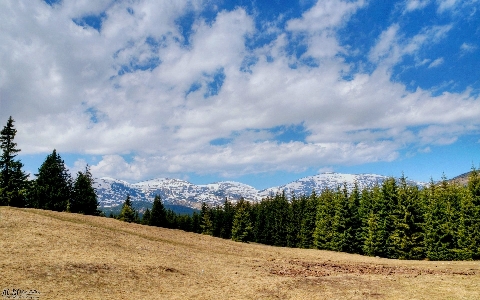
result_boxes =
[94,177,261,209]
[258,173,420,197]
[94,172,426,210]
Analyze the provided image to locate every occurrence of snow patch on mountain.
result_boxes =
[94,173,426,209]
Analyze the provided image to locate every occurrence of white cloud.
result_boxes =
[428,57,444,68]
[460,42,477,53]
[287,0,366,32]
[286,0,366,60]
[1,0,479,181]
[436,0,459,12]
[405,0,431,12]
[369,23,452,67]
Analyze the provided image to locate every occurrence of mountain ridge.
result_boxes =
[95,172,426,210]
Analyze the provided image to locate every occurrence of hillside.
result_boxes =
[1,207,479,299]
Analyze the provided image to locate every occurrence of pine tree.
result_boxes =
[0,116,28,207]
[271,191,289,247]
[231,199,253,242]
[200,203,214,235]
[150,195,167,227]
[346,182,363,254]
[389,175,425,259]
[142,208,151,225]
[297,192,318,249]
[118,195,137,223]
[314,188,336,250]
[381,177,399,258]
[219,199,235,239]
[424,176,461,260]
[361,185,384,256]
[34,149,73,211]
[71,165,99,215]
[457,167,480,259]
[287,193,302,248]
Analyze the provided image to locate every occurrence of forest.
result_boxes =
[1,116,479,261]
[126,171,480,261]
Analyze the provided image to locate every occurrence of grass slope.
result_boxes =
[1,207,479,299]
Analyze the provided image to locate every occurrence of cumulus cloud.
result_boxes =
[1,0,479,181]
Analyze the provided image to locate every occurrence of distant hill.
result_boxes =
[449,171,472,186]
[94,172,426,211]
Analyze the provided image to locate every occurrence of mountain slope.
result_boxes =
[94,172,426,210]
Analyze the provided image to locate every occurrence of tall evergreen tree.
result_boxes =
[381,177,399,258]
[150,195,167,227]
[314,188,337,250]
[297,192,318,249]
[118,195,137,223]
[231,199,253,242]
[34,149,72,211]
[0,116,28,207]
[457,167,480,259]
[142,208,151,225]
[424,176,461,260]
[361,185,384,256]
[346,182,363,254]
[71,165,99,215]
[389,175,425,259]
[200,203,214,235]
[287,192,302,248]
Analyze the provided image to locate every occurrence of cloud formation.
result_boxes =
[0,0,479,181]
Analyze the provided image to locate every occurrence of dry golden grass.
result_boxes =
[1,206,479,299]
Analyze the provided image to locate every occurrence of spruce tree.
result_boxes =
[71,165,99,215]
[457,167,480,259]
[150,195,167,227]
[271,191,289,247]
[142,208,151,225]
[34,149,73,211]
[314,188,336,250]
[231,199,253,242]
[424,176,461,260]
[346,182,363,254]
[0,116,28,207]
[390,175,425,259]
[381,177,399,258]
[287,193,302,248]
[118,195,137,223]
[292,192,318,249]
[219,199,235,239]
[361,185,384,256]
[200,203,214,235]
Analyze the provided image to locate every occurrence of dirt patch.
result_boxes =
[64,263,113,274]
[270,260,477,277]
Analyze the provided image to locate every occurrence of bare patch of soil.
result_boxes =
[270,260,477,277]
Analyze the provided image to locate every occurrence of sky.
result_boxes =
[1,0,479,189]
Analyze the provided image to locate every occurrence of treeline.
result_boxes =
[0,116,100,215]
[129,172,480,261]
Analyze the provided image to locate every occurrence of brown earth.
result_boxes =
[1,206,479,299]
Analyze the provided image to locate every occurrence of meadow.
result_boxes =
[1,206,479,299]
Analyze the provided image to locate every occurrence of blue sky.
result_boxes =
[1,0,479,189]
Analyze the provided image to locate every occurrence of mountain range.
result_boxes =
[94,172,425,210]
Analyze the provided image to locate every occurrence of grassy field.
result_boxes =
[1,206,479,299]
